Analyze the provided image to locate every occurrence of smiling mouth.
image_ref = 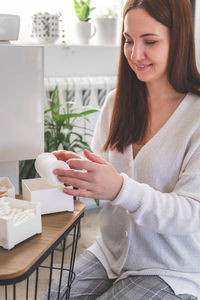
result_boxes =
[135,64,152,71]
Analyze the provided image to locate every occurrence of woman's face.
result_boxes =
[123,8,170,85]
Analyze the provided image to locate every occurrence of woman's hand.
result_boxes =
[52,150,82,166]
[53,149,123,201]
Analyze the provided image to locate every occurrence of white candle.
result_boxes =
[35,152,70,186]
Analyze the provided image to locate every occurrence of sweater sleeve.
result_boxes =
[111,144,200,235]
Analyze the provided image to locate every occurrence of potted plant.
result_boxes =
[94,7,120,45]
[44,85,98,153]
[73,0,96,44]
[74,0,95,22]
[31,12,61,43]
[19,85,99,205]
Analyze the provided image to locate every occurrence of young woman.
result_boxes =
[52,0,200,298]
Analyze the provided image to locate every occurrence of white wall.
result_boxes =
[44,45,120,77]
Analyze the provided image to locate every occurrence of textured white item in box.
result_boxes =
[0,177,15,197]
[22,178,74,214]
[0,197,41,250]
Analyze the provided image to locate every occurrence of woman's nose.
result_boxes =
[130,44,146,61]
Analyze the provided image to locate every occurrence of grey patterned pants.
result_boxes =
[41,250,197,300]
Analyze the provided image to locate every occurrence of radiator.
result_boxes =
[44,76,116,108]
[44,76,116,144]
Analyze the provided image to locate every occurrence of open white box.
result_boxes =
[0,197,41,250]
[22,178,74,215]
[0,177,15,198]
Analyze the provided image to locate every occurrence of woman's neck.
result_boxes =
[146,79,183,105]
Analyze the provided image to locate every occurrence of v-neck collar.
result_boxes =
[132,93,190,161]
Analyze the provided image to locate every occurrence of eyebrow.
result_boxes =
[123,32,159,38]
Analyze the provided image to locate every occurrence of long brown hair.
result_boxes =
[103,0,200,153]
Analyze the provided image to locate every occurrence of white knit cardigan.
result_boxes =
[88,90,200,298]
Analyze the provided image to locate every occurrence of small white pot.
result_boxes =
[32,13,59,44]
[94,18,118,45]
[0,14,20,42]
[75,21,96,45]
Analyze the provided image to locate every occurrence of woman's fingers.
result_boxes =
[63,186,94,198]
[53,169,91,186]
[58,174,92,190]
[53,149,105,170]
[53,150,83,170]
[55,168,90,182]
[52,150,81,161]
[67,158,100,171]
[67,150,109,171]
[52,150,68,161]
[83,149,108,164]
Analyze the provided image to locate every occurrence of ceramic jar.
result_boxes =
[32,13,59,43]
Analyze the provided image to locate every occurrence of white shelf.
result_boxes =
[13,42,120,77]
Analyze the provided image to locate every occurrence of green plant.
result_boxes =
[44,85,98,152]
[19,85,100,206]
[74,0,95,22]
[31,12,64,43]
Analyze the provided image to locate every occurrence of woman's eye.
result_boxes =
[145,41,157,45]
[124,40,133,44]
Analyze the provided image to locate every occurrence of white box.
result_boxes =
[22,178,74,214]
[0,197,42,250]
[0,177,15,198]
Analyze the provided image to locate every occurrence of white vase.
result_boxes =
[94,18,118,45]
[0,14,20,42]
[32,13,59,44]
[75,21,96,45]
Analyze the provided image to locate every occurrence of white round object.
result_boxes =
[35,152,69,186]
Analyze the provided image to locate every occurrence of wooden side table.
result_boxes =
[0,200,85,300]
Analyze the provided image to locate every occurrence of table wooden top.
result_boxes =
[0,200,85,281]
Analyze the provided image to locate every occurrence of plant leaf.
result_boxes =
[56,109,98,121]
[44,103,62,114]
[51,86,60,122]
[94,199,100,207]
